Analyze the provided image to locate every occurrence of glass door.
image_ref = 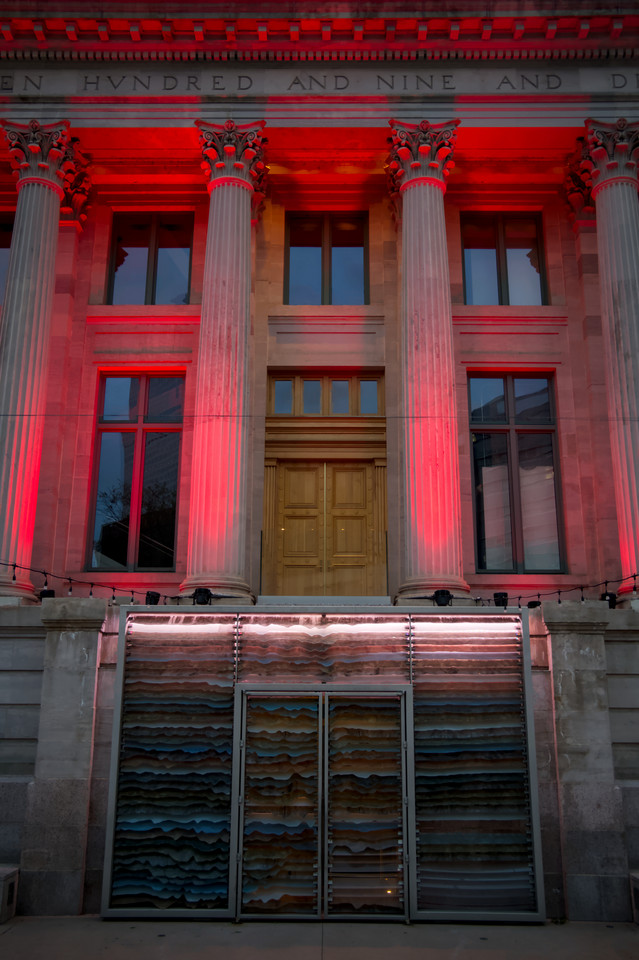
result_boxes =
[236,689,408,918]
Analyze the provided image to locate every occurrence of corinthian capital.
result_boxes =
[585,118,639,194]
[196,119,267,191]
[387,119,459,195]
[2,119,78,197]
[564,140,594,222]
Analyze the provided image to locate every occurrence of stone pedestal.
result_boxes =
[18,599,107,915]
[585,119,639,590]
[387,120,468,598]
[181,120,266,601]
[0,121,82,600]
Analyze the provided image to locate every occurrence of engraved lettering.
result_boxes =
[546,74,561,89]
[416,75,434,90]
[133,75,150,91]
[612,73,627,89]
[106,76,126,90]
[497,75,516,90]
[377,75,395,90]
[238,75,252,90]
[83,76,99,90]
[187,75,200,91]
[521,74,539,89]
[442,74,455,90]
[287,75,306,91]
[309,75,327,90]
[212,76,225,90]
[0,76,13,91]
[23,75,42,91]
[334,75,349,90]
[163,75,178,90]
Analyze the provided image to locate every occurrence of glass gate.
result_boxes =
[236,688,409,919]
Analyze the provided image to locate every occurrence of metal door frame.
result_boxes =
[232,683,414,921]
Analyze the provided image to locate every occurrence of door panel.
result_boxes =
[267,461,384,596]
[238,691,407,919]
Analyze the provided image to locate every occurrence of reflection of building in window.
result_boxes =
[470,375,561,572]
[90,376,183,570]
[0,217,13,303]
[285,213,368,305]
[462,213,546,305]
[108,213,193,305]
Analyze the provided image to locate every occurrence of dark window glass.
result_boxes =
[331,380,349,414]
[91,432,135,570]
[469,375,561,573]
[472,432,512,572]
[462,214,545,306]
[138,432,180,567]
[109,213,192,305]
[274,380,293,415]
[0,218,13,304]
[90,375,183,571]
[102,377,140,422]
[360,381,378,415]
[469,378,506,423]
[331,218,366,305]
[303,380,321,414]
[288,218,323,305]
[285,214,368,305]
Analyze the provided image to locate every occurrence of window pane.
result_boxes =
[154,216,192,305]
[0,219,12,303]
[331,380,349,414]
[146,378,184,422]
[91,432,135,570]
[473,432,513,571]
[274,380,293,414]
[288,218,322,304]
[505,219,543,305]
[360,381,378,415]
[111,216,150,304]
[331,218,365,305]
[462,219,499,305]
[469,378,506,423]
[514,378,551,424]
[303,380,321,414]
[518,434,561,571]
[102,378,139,422]
[137,432,180,568]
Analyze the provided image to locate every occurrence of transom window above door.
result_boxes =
[269,374,383,416]
[284,213,369,305]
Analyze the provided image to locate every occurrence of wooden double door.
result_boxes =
[263,459,387,596]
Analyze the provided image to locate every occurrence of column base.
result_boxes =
[395,574,470,604]
[179,573,255,605]
[0,576,38,604]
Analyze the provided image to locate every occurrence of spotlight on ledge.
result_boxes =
[193,587,213,605]
[527,600,541,609]
[145,591,160,606]
[601,591,617,609]
[433,589,452,607]
[494,592,509,608]
[39,589,55,600]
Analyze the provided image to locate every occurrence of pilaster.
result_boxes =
[181,120,266,601]
[584,118,639,588]
[387,119,468,598]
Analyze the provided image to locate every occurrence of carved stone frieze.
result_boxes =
[585,118,639,195]
[386,118,459,198]
[196,118,267,191]
[2,119,79,196]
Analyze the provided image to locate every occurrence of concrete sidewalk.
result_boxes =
[0,918,638,960]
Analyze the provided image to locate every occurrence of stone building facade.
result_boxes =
[0,1,638,923]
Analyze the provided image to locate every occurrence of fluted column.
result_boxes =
[181,119,266,600]
[0,120,81,600]
[584,119,639,588]
[387,119,468,598]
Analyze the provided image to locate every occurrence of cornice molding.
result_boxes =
[0,14,637,62]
